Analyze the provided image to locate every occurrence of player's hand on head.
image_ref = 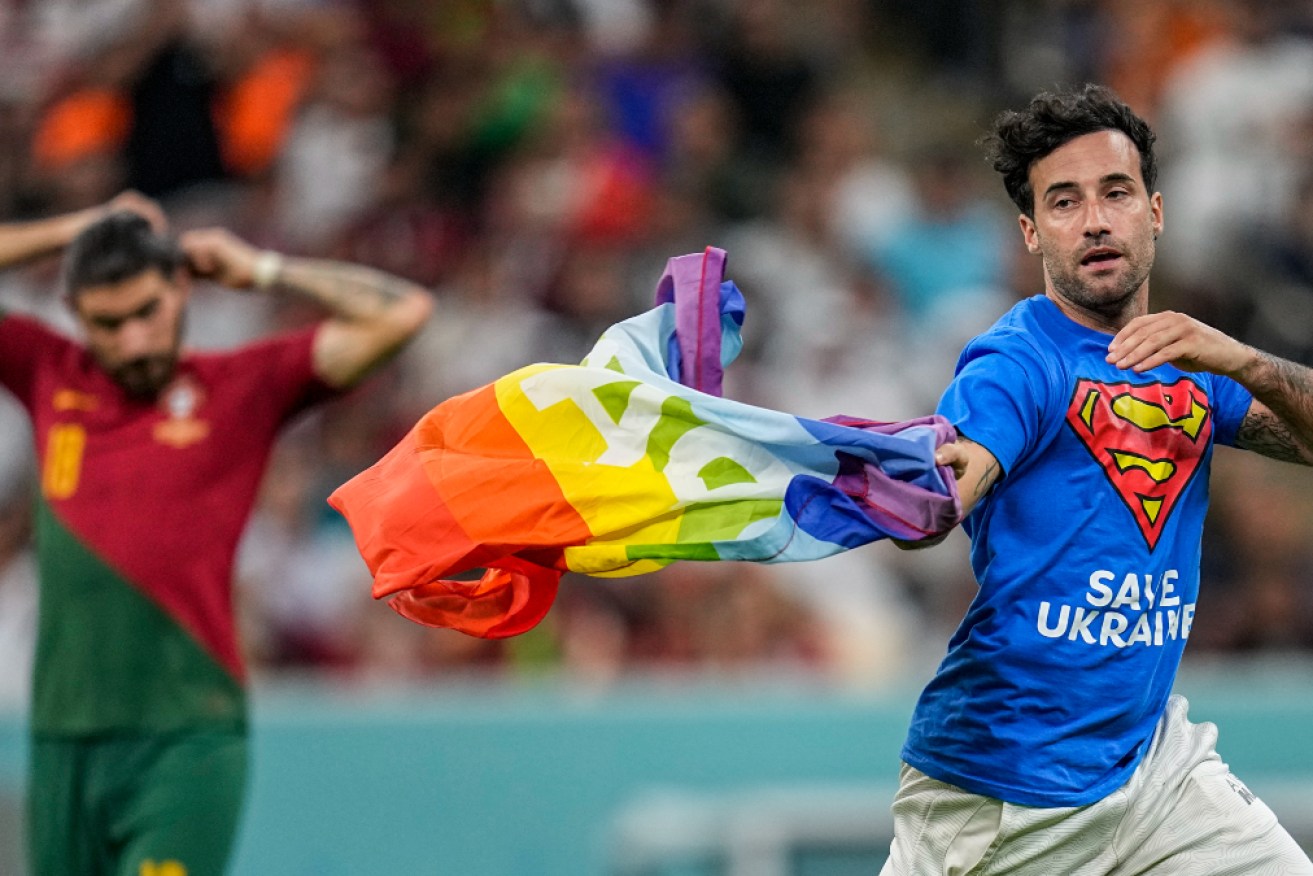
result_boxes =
[70,190,166,241]
[1106,311,1256,377]
[101,190,167,232]
[179,228,262,290]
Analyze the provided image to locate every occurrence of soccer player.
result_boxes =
[885,85,1313,874]
[0,193,433,876]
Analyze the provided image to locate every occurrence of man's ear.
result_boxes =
[1019,213,1041,255]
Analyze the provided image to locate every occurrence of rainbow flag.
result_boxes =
[329,248,961,638]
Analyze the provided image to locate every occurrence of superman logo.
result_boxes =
[1065,377,1212,550]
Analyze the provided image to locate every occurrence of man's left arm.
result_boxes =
[181,229,434,389]
[1107,310,1313,466]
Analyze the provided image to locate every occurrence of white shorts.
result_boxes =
[881,695,1313,875]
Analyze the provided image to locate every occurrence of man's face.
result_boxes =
[1019,130,1164,323]
[73,269,187,400]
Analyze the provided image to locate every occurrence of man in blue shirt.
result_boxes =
[885,84,1313,874]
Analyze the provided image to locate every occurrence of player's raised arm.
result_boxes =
[1107,310,1313,465]
[179,228,434,389]
[0,191,165,272]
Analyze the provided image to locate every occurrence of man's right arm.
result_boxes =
[0,192,164,272]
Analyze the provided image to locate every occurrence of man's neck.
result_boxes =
[1045,287,1148,335]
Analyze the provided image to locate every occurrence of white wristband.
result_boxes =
[252,250,285,290]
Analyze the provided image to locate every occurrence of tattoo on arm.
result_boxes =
[1236,405,1312,465]
[953,434,1001,507]
[976,457,1000,496]
[1235,352,1313,465]
[274,260,410,321]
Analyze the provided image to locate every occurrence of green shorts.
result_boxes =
[29,728,247,876]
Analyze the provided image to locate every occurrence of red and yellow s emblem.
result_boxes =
[1066,377,1212,550]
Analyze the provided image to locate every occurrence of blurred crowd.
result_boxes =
[1,0,1313,702]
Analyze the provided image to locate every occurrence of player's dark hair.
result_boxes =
[63,211,185,297]
[982,83,1157,217]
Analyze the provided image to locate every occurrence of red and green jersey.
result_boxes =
[0,310,337,735]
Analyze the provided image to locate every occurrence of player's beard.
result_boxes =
[101,314,185,401]
[1042,231,1155,322]
[110,353,179,400]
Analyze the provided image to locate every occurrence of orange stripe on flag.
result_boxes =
[328,427,478,600]
[329,383,592,638]
[388,558,562,639]
[414,383,594,549]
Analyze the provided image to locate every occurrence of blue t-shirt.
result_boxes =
[903,295,1254,807]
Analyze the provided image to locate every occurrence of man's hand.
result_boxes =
[1106,311,1256,377]
[179,228,266,289]
[893,434,1000,550]
[0,189,165,272]
[99,190,167,233]
[935,435,1000,516]
[935,440,972,482]
[1110,311,1313,467]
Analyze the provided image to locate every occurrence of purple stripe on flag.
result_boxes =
[825,414,962,536]
[654,246,727,397]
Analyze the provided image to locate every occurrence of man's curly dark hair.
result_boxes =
[982,84,1157,218]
